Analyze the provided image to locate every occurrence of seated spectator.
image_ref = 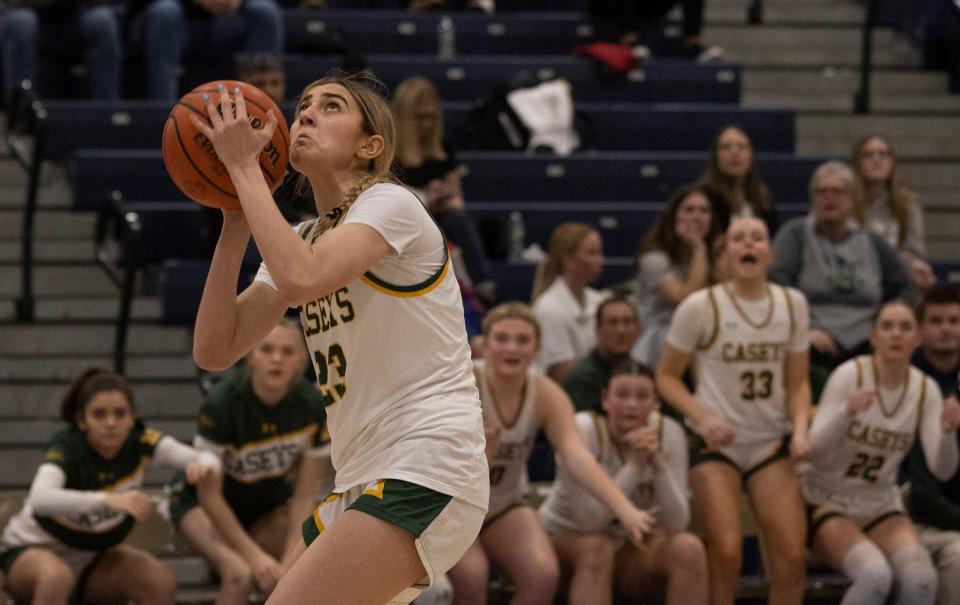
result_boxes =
[770,161,914,374]
[852,135,936,288]
[531,223,606,383]
[128,0,283,100]
[698,126,777,234]
[630,184,721,367]
[904,286,960,605]
[234,51,286,103]
[166,320,330,603]
[564,296,641,413]
[804,301,959,605]
[541,362,707,605]
[447,304,655,605]
[0,369,219,605]
[588,0,721,62]
[0,0,121,102]
[391,75,496,304]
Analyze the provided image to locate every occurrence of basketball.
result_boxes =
[162,80,290,210]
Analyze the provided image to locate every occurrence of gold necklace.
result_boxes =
[871,357,910,418]
[723,282,774,330]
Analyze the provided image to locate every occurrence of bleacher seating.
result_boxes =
[70,150,819,212]
[286,54,741,104]
[8,4,910,603]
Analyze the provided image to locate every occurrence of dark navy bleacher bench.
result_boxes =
[286,54,741,104]
[36,101,171,162]
[442,102,794,152]
[458,151,824,203]
[69,149,823,211]
[468,200,808,258]
[285,9,595,56]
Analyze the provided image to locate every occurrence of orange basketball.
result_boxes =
[162,80,290,210]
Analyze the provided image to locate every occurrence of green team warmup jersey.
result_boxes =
[34,423,161,550]
[171,372,329,526]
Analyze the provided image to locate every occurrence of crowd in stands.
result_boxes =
[3,1,960,604]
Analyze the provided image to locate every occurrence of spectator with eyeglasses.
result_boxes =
[852,135,935,289]
[769,161,914,394]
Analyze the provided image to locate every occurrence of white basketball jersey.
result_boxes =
[256,184,488,509]
[476,359,540,519]
[667,283,809,445]
[803,356,934,506]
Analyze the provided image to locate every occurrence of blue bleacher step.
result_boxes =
[0,380,202,419]
[284,53,741,104]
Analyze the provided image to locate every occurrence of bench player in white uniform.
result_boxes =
[539,361,707,605]
[804,300,960,605]
[657,216,811,605]
[447,303,656,605]
[190,72,488,605]
[0,369,219,605]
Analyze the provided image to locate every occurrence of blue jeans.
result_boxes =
[137,0,284,100]
[1,6,121,100]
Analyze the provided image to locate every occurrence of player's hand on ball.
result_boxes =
[846,389,874,416]
[191,85,278,171]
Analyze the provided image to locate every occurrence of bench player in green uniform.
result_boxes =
[0,369,220,605]
[167,319,331,604]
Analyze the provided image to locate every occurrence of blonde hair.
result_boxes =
[851,135,917,247]
[392,76,447,169]
[531,223,596,300]
[294,70,397,230]
[482,302,541,343]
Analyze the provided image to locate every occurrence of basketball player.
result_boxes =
[0,369,220,605]
[447,304,656,605]
[166,320,331,604]
[539,361,707,605]
[189,71,489,605]
[803,300,960,605]
[656,216,811,605]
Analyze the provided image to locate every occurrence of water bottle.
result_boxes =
[507,211,525,261]
[438,15,456,60]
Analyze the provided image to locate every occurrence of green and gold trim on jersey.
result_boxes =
[33,425,160,551]
[853,356,927,425]
[360,248,451,298]
[221,423,320,484]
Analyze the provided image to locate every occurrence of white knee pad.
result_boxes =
[841,540,893,605]
[890,543,938,605]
